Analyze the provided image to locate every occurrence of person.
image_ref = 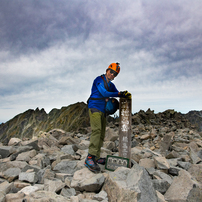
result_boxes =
[85,62,131,173]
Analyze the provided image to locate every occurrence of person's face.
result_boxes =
[106,69,117,81]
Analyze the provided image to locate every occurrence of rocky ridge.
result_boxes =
[0,102,202,146]
[0,108,202,201]
[0,102,90,145]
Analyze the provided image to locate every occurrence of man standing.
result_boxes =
[85,62,131,173]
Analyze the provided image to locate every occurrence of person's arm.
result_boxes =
[97,83,119,97]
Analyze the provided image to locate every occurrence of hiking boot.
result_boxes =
[96,158,106,165]
[84,154,101,173]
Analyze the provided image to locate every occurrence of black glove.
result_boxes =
[119,91,131,99]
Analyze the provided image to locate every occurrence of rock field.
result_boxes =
[0,110,202,201]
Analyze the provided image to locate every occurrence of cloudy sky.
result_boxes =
[0,0,202,123]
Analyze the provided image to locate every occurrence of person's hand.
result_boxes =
[119,91,131,99]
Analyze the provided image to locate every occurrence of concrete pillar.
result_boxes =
[118,97,132,167]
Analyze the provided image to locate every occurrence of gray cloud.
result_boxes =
[0,0,202,123]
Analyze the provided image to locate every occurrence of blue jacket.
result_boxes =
[88,74,120,113]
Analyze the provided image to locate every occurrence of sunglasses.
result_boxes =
[110,69,118,77]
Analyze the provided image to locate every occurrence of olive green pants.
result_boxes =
[88,109,106,159]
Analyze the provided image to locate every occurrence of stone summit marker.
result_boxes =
[118,97,132,167]
[105,97,132,171]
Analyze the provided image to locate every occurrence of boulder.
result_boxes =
[153,156,170,170]
[188,164,202,184]
[71,168,105,192]
[152,179,170,194]
[53,160,78,174]
[103,164,158,202]
[8,138,21,146]
[0,146,13,158]
[61,145,76,155]
[18,185,39,195]
[2,167,21,182]
[0,181,14,194]
[44,179,65,192]
[5,192,25,202]
[19,172,38,183]
[164,170,202,201]
[16,149,37,162]
[28,190,68,202]
[139,158,155,169]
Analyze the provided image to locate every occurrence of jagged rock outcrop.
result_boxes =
[184,110,202,132]
[0,102,90,144]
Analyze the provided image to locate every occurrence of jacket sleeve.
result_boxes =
[97,82,119,97]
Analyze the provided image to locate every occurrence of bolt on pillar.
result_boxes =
[118,97,132,167]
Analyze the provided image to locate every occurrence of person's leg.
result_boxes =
[88,109,102,156]
[96,113,106,159]
[85,109,102,173]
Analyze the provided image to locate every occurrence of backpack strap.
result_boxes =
[87,75,109,104]
[100,75,110,91]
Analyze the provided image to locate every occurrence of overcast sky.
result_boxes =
[0,0,202,123]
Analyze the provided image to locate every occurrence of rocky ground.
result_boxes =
[0,110,202,202]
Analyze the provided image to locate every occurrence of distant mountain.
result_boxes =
[0,103,201,145]
[0,102,90,144]
[183,110,202,132]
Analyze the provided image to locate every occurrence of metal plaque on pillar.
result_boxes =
[119,97,132,167]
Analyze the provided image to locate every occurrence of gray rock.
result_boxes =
[2,167,21,182]
[152,179,170,194]
[21,139,40,151]
[38,134,60,148]
[177,160,192,170]
[164,170,202,201]
[197,149,202,159]
[156,191,167,202]
[44,179,65,193]
[93,190,108,201]
[10,146,33,161]
[160,132,174,155]
[18,185,39,195]
[49,129,68,139]
[28,190,68,202]
[153,170,173,185]
[19,172,38,183]
[0,146,13,158]
[36,154,51,168]
[189,147,202,164]
[61,145,75,155]
[103,164,158,202]
[8,138,21,146]
[169,166,183,176]
[21,164,41,173]
[166,158,178,167]
[16,149,37,162]
[0,181,14,194]
[153,156,170,170]
[0,190,6,202]
[166,150,180,159]
[188,164,202,184]
[71,168,105,192]
[104,127,119,142]
[53,160,77,174]
[103,141,116,150]
[131,147,145,163]
[37,166,55,184]
[6,160,28,169]
[139,158,155,169]
[60,187,76,198]
[5,192,25,202]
